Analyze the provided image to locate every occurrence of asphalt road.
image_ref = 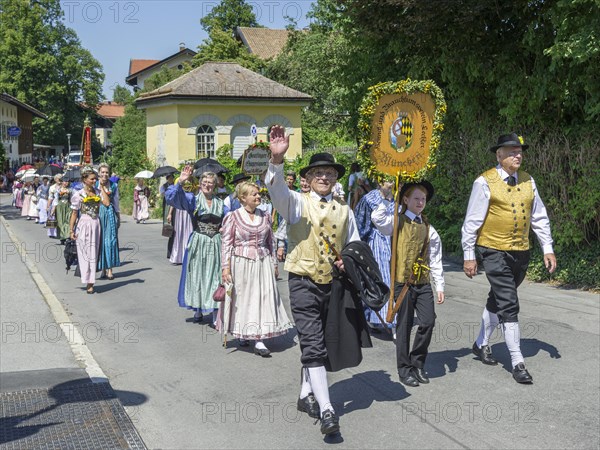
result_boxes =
[1,195,599,449]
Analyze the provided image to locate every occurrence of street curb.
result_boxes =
[0,215,109,383]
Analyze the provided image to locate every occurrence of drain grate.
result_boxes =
[0,381,146,449]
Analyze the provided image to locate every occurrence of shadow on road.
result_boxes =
[495,337,561,372]
[329,370,410,417]
[425,346,473,378]
[92,278,146,294]
[0,378,147,445]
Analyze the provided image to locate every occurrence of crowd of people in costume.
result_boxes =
[5,128,557,438]
[10,164,121,295]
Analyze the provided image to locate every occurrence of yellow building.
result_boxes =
[135,62,312,166]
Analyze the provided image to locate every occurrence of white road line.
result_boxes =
[1,215,109,383]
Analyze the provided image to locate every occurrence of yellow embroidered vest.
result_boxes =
[395,215,430,284]
[285,193,349,284]
[476,168,534,251]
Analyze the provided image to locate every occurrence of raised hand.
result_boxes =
[179,165,193,184]
[269,125,289,164]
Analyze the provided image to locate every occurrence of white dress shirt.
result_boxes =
[265,162,360,244]
[371,203,445,292]
[461,165,554,260]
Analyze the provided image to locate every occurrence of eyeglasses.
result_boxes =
[505,149,523,157]
[308,169,337,180]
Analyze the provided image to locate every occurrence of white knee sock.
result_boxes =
[307,366,334,416]
[212,309,218,324]
[299,367,312,399]
[255,341,267,350]
[502,322,524,367]
[476,308,499,347]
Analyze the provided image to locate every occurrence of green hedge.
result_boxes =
[527,243,600,291]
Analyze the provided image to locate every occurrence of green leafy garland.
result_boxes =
[357,79,447,183]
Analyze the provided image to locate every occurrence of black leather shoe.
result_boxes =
[254,347,271,357]
[411,367,429,384]
[192,313,203,324]
[399,374,419,387]
[472,342,498,365]
[320,410,340,435]
[297,393,320,419]
[512,363,533,384]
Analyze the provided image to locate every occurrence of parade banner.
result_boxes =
[358,80,446,182]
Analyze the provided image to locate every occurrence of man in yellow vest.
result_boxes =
[266,125,360,436]
[462,132,557,384]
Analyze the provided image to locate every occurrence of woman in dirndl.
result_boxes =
[69,166,101,294]
[53,178,72,243]
[354,180,397,333]
[96,163,120,280]
[13,178,23,210]
[220,181,292,356]
[168,176,196,265]
[21,181,34,219]
[36,176,51,225]
[133,178,150,223]
[165,165,224,324]
[46,174,61,238]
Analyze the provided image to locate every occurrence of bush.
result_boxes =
[527,243,600,291]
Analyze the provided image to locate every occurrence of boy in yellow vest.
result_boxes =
[372,181,445,387]
[462,133,557,383]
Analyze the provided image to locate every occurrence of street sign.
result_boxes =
[7,126,21,137]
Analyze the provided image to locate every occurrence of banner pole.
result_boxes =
[386,172,402,323]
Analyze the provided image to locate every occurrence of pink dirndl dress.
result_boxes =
[71,189,101,284]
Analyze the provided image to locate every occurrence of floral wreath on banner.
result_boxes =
[357,79,447,183]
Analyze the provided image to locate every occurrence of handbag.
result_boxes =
[161,223,174,238]
[45,219,58,228]
[213,284,226,302]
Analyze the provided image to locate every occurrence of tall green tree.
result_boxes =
[112,85,133,105]
[192,28,265,72]
[200,0,260,33]
[0,0,104,145]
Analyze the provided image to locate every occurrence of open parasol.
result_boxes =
[133,170,154,179]
[63,167,81,182]
[152,166,179,179]
[193,158,228,178]
[36,164,63,177]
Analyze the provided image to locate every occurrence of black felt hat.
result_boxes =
[399,180,435,202]
[231,173,251,184]
[299,152,345,179]
[489,132,529,152]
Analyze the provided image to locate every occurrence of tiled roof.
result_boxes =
[137,62,312,104]
[128,59,160,76]
[0,92,47,119]
[235,27,291,60]
[96,102,125,119]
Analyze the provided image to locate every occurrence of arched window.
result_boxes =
[196,125,215,159]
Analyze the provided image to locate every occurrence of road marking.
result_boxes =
[0,215,108,383]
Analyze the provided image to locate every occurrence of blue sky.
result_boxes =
[60,1,314,99]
